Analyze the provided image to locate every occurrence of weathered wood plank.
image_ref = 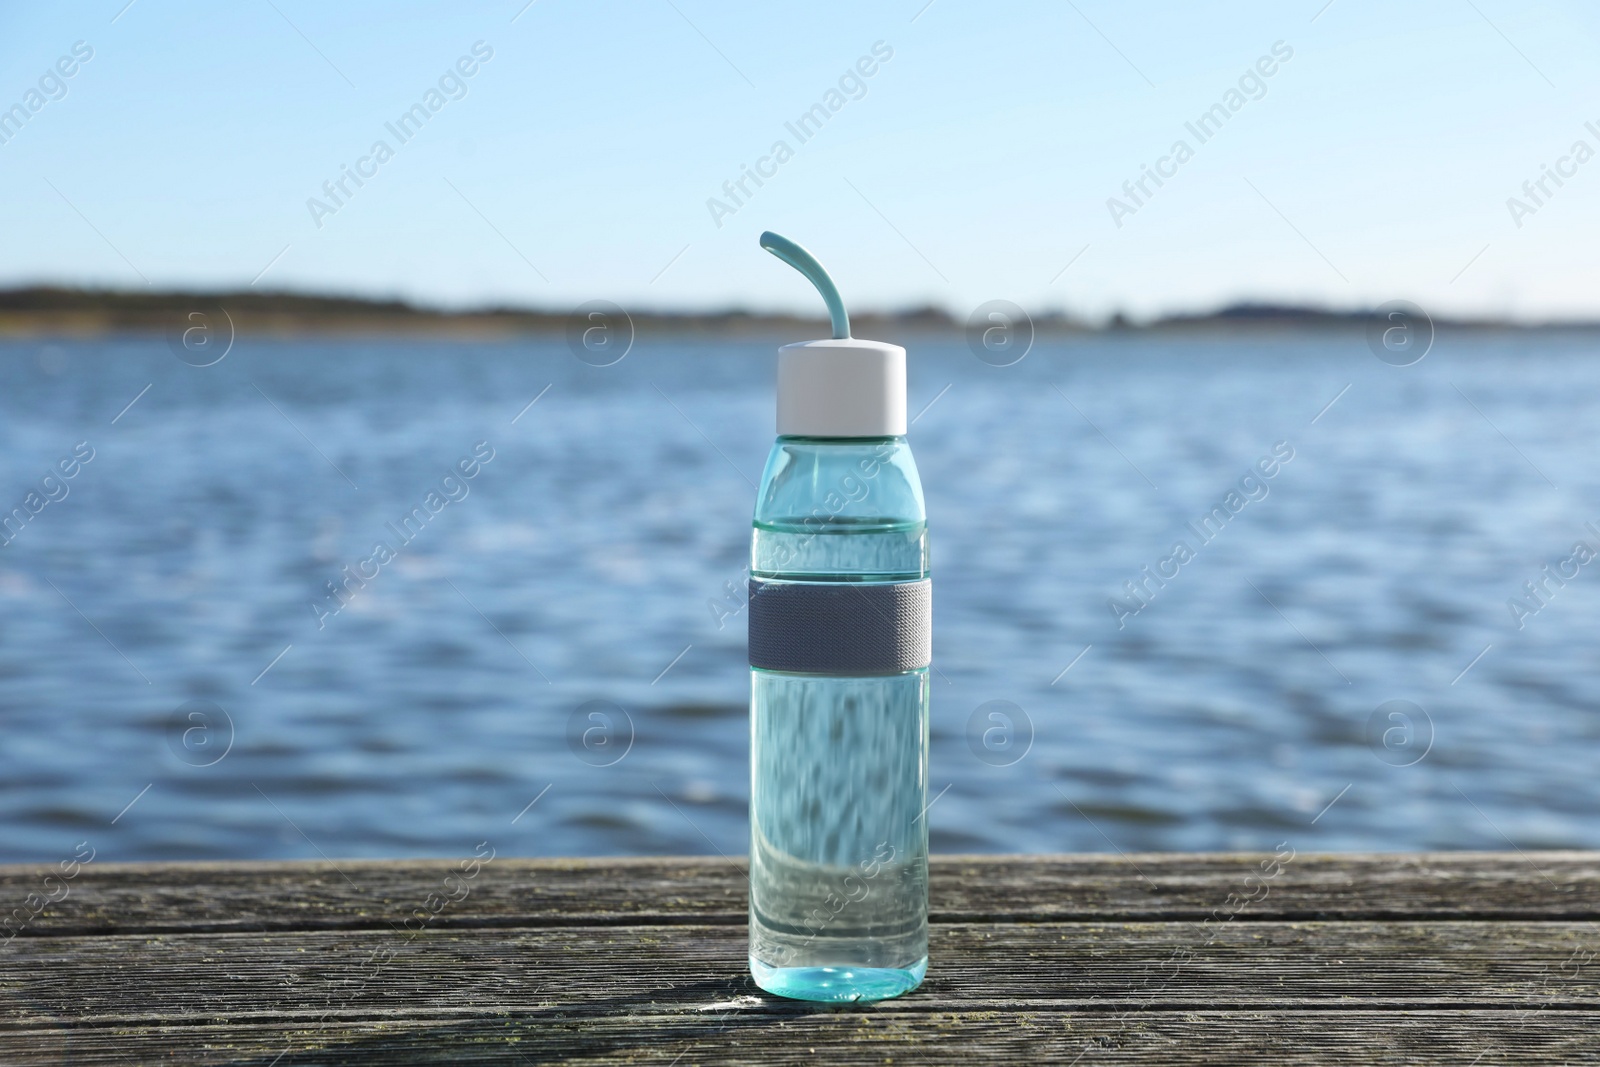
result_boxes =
[2,852,1596,937]
[6,854,1594,1063]
[2,921,1596,1027]
[1,1011,1596,1066]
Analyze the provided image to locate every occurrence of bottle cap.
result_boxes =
[777,338,906,437]
[760,231,907,439]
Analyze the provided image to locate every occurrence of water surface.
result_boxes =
[1,330,1595,861]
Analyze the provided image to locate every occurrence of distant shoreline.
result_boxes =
[0,286,1595,339]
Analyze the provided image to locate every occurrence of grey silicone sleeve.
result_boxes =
[747,577,932,675]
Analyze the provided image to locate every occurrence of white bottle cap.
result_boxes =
[758,232,906,438]
[777,338,906,438]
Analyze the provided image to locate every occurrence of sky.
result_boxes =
[1,0,1598,322]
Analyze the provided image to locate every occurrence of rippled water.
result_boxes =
[1,330,1597,862]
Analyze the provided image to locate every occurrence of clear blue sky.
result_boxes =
[1,0,1596,321]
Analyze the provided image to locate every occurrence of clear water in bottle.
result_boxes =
[748,436,929,1002]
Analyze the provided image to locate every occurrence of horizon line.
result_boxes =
[1,283,1598,333]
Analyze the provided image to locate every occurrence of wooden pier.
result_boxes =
[2,852,1596,1063]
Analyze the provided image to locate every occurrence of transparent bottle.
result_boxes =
[745,231,931,1002]
[747,435,930,1002]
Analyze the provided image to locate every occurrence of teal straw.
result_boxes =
[759,231,851,339]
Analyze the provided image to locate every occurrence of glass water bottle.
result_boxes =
[745,232,931,1003]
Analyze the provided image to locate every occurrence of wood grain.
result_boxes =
[2,921,1598,1025]
[0,1013,1595,1066]
[1,854,1595,1064]
[2,852,1595,936]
